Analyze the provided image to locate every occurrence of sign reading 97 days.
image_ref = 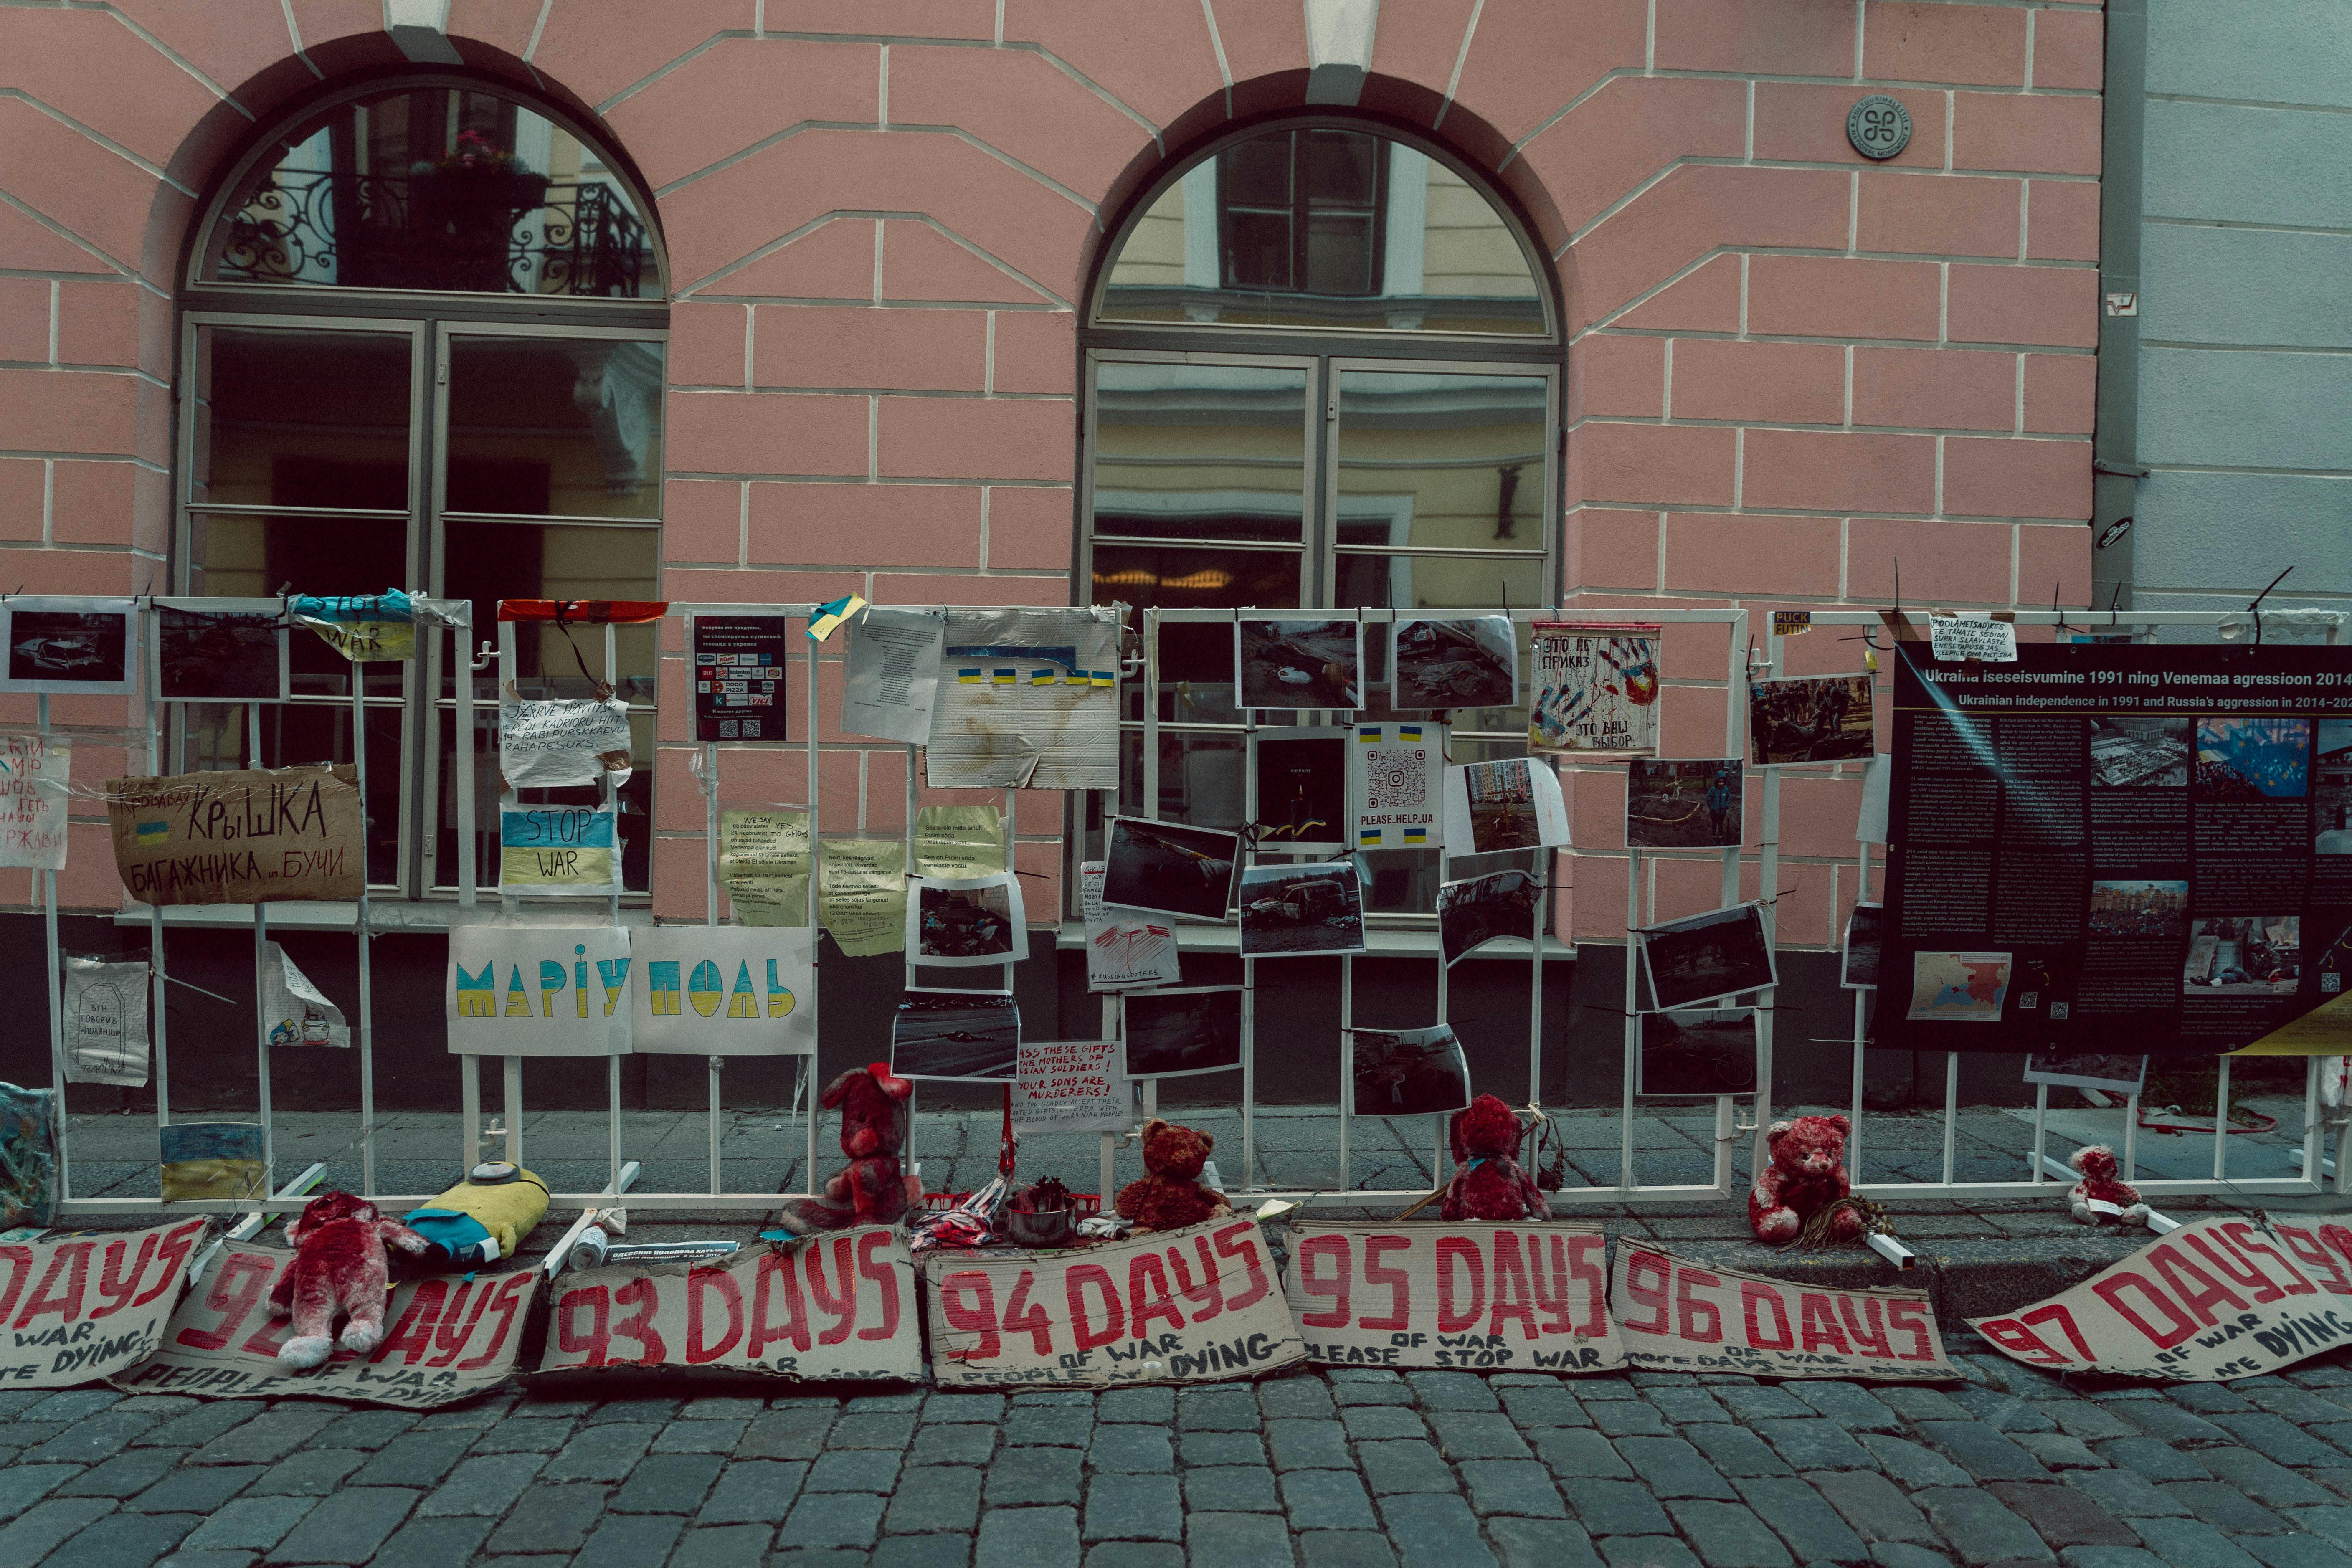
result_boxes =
[694,616,790,742]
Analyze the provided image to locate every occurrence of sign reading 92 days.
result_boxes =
[1970,1216,2352,1382]
[1281,1222,1626,1373]
[107,765,364,905]
[115,1244,536,1407]
[540,1228,920,1382]
[0,1220,207,1388]
[1609,1246,1955,1380]
[924,1218,1306,1387]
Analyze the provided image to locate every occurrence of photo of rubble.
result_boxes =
[1391,616,1517,712]
[1238,861,1365,956]
[1638,1008,1758,1097]
[1236,618,1362,709]
[2089,716,2189,787]
[2318,720,2352,854]
[1747,675,1874,765]
[2183,916,2299,996]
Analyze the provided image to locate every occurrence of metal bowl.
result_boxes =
[1006,1206,1075,1249]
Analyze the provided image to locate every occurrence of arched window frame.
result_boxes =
[1078,115,1566,924]
[176,73,669,903]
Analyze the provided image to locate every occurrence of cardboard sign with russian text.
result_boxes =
[1970,1216,2352,1382]
[114,1244,535,1406]
[539,1227,920,1382]
[107,765,364,905]
[1282,1222,1626,1374]
[0,1220,205,1387]
[924,1218,1306,1387]
[1609,1245,1955,1381]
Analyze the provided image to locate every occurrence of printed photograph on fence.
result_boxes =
[1350,1023,1472,1117]
[2194,716,2309,799]
[1101,816,1239,923]
[2184,916,2298,996]
[1749,674,1875,765]
[158,606,289,702]
[1123,986,1242,1079]
[1252,729,1347,855]
[1626,759,1744,849]
[1529,622,1659,755]
[160,1121,265,1201]
[498,796,623,898]
[2091,716,2190,788]
[108,765,365,906]
[1349,721,1443,849]
[1857,753,1891,842]
[1906,950,2012,1023]
[908,874,1026,967]
[1842,903,1883,990]
[2319,721,2352,853]
[499,694,634,788]
[2023,1053,2148,1095]
[0,732,68,870]
[1284,1221,1627,1374]
[1392,616,1517,712]
[0,595,137,695]
[892,989,1020,1081]
[1637,902,1777,1011]
[632,926,812,1056]
[1013,1037,1128,1135]
[0,1219,205,1389]
[1236,617,1362,709]
[1612,1245,1953,1380]
[1238,861,1365,957]
[1442,757,1569,856]
[1438,868,1540,965]
[447,924,634,1056]
[1638,1008,1758,1097]
[261,940,349,1048]
[63,954,149,1085]
[1081,860,1180,991]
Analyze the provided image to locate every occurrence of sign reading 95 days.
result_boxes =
[694,616,791,742]
[107,765,364,905]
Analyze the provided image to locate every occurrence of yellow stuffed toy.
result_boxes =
[403,1167,549,1266]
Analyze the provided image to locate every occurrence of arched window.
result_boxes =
[180,79,667,899]
[1084,120,1559,916]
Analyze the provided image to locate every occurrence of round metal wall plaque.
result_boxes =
[1847,94,1912,160]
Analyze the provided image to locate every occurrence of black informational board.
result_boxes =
[1877,641,2352,1055]
[693,615,790,741]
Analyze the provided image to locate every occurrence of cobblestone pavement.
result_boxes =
[13,1350,2352,1568]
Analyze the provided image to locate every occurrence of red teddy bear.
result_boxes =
[773,1062,922,1236]
[1441,1094,1549,1222]
[1115,1119,1231,1232]
[2066,1144,2149,1227]
[1749,1114,1863,1246]
[268,1190,430,1370]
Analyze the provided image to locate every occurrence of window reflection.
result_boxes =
[1092,363,1307,543]
[190,327,411,511]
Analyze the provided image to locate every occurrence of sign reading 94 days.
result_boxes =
[694,615,791,741]
[0,1220,207,1387]
[540,1228,921,1381]
[1281,1223,1626,1373]
[107,765,364,904]
[924,1219,1306,1387]
[116,1245,536,1406]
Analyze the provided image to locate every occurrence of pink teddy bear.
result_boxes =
[268,1190,430,1370]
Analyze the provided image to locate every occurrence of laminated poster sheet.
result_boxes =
[924,1217,1306,1387]
[1013,1038,1128,1135]
[720,807,809,927]
[108,765,365,906]
[539,1228,921,1382]
[260,940,348,1048]
[1530,623,1658,755]
[1970,1216,2352,1381]
[0,733,68,870]
[843,607,944,744]
[1081,861,1179,992]
[499,797,623,898]
[1348,722,1442,851]
[631,926,812,1056]
[0,595,137,696]
[914,805,1006,878]
[157,607,289,702]
[927,607,1121,790]
[1282,1221,1625,1373]
[63,955,148,1085]
[819,838,908,957]
[0,1220,206,1388]
[692,614,790,742]
[1442,757,1569,858]
[447,924,634,1056]
[1611,1244,1955,1380]
[1880,644,2352,1055]
[908,874,1026,968]
[499,696,634,788]
[119,1243,536,1406]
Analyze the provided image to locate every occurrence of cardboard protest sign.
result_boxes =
[1609,1245,1954,1380]
[1013,1038,1127,1135]
[117,1243,536,1406]
[448,924,633,1056]
[108,765,364,905]
[63,955,150,1085]
[499,797,623,897]
[499,696,634,788]
[924,1218,1306,1387]
[0,1219,205,1388]
[0,733,68,870]
[539,1228,921,1382]
[1970,1216,2352,1382]
[631,926,812,1056]
[1283,1222,1625,1373]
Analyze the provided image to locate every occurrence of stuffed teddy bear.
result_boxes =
[268,1189,431,1370]
[1441,1094,1550,1222]
[2066,1144,2150,1227]
[771,1062,922,1236]
[1749,1114,1863,1246]
[1115,1118,1231,1232]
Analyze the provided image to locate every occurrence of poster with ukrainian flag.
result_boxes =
[1346,721,1445,851]
[447,924,633,1056]
[631,927,813,1056]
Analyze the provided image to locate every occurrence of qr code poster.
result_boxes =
[1531,623,1660,756]
[1348,722,1446,850]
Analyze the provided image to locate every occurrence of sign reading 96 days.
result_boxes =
[694,616,791,742]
